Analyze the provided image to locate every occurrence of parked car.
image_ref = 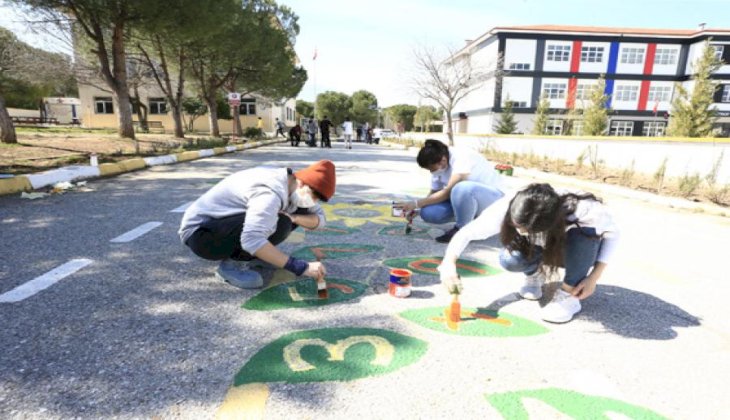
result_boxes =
[372,128,396,143]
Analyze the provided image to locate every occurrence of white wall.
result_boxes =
[616,42,647,75]
[504,39,536,70]
[501,77,533,106]
[578,41,610,74]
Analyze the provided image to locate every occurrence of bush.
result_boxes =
[677,172,702,197]
[183,137,228,150]
[243,127,264,139]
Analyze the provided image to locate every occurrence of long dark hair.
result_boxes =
[499,183,603,274]
[416,139,449,169]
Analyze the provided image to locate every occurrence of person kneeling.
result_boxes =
[394,139,505,243]
[178,160,336,289]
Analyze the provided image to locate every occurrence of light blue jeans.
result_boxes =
[498,227,603,287]
[420,181,504,228]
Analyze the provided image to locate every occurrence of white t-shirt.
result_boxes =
[342,121,353,135]
[430,146,503,192]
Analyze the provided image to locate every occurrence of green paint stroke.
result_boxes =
[242,278,367,311]
[292,243,383,260]
[308,224,361,236]
[486,388,669,420]
[332,208,382,218]
[378,224,432,240]
[384,256,501,277]
[400,307,548,337]
[234,328,428,385]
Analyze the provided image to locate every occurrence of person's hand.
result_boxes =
[304,261,326,279]
[438,263,462,294]
[395,201,417,213]
[571,275,597,300]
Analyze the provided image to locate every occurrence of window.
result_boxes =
[720,85,730,102]
[575,83,593,100]
[712,45,724,61]
[610,120,634,136]
[581,46,604,63]
[642,121,666,137]
[545,119,564,135]
[620,47,645,64]
[546,45,571,62]
[654,48,678,65]
[614,85,639,101]
[508,63,531,70]
[149,98,167,115]
[647,86,672,102]
[571,120,584,136]
[543,83,567,99]
[94,97,113,114]
[504,100,528,108]
[239,98,256,115]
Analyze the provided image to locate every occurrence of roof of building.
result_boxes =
[492,24,730,37]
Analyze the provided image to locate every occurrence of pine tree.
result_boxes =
[583,76,609,136]
[563,106,583,136]
[495,96,518,134]
[668,40,722,137]
[532,95,550,135]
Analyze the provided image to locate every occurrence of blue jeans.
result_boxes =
[498,227,603,287]
[420,181,504,228]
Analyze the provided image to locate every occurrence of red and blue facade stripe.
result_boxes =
[567,40,582,108]
[604,41,620,107]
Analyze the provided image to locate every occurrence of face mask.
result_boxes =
[516,229,530,237]
[291,185,316,208]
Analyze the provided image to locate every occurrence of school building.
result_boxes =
[451,25,730,136]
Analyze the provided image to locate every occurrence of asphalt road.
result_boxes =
[1,142,728,419]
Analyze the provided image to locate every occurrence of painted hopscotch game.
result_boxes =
[220,197,669,418]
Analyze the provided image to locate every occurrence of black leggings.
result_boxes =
[185,213,295,261]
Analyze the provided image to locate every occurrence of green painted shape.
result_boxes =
[291,243,383,260]
[399,307,548,337]
[308,224,361,236]
[242,278,367,311]
[383,256,501,277]
[234,328,428,385]
[378,224,432,240]
[332,208,381,218]
[485,388,669,420]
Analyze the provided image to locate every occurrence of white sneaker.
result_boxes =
[518,271,546,300]
[541,289,581,323]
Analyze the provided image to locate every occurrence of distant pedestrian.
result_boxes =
[363,122,371,144]
[257,117,264,132]
[275,118,285,138]
[289,123,302,146]
[342,117,353,150]
[319,116,333,148]
[307,117,318,147]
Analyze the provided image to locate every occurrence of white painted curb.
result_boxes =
[144,154,178,166]
[198,149,215,157]
[26,165,101,189]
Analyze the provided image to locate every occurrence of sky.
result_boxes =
[1,0,727,107]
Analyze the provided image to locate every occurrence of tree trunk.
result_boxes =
[110,24,136,140]
[205,93,220,137]
[232,102,242,137]
[0,94,17,144]
[445,112,454,146]
[172,106,184,138]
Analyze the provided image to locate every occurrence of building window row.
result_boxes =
[581,46,604,63]
[713,45,724,61]
[620,47,645,64]
[546,45,571,62]
[647,86,672,102]
[539,119,667,137]
[509,63,531,70]
[149,97,167,115]
[543,83,567,99]
[722,85,730,103]
[614,85,639,102]
[654,48,678,65]
[505,100,529,108]
[610,120,634,136]
[94,97,114,114]
[239,98,256,115]
[643,121,667,137]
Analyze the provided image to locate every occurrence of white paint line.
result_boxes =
[27,166,101,189]
[110,222,163,243]
[0,259,93,303]
[170,201,193,213]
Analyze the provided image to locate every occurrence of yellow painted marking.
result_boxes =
[215,383,270,420]
[283,335,395,372]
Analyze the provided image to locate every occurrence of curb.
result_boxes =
[0,139,286,197]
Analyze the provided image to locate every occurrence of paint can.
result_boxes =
[389,268,412,298]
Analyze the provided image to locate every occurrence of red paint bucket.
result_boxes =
[389,269,412,298]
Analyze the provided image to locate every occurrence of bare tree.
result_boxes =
[411,44,502,145]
